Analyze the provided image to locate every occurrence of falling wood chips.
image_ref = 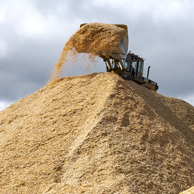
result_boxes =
[50,23,126,81]
[0,72,194,194]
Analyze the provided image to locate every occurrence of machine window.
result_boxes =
[131,62,137,70]
[138,60,143,74]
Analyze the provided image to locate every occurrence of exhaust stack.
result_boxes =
[147,66,151,79]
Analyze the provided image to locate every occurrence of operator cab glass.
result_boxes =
[124,61,128,68]
[131,61,137,70]
[138,59,144,75]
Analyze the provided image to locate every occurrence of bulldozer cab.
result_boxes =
[122,52,159,92]
[124,53,144,81]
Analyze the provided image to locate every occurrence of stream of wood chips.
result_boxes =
[50,23,126,81]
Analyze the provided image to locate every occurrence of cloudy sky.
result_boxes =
[0,0,194,111]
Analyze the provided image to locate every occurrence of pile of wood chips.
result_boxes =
[0,72,194,194]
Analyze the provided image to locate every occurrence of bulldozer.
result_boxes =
[80,23,159,92]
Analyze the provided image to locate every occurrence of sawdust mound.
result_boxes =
[0,73,194,194]
[51,23,126,80]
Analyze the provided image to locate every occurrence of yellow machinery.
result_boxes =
[120,52,159,92]
[80,23,159,92]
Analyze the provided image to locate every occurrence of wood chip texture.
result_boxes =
[0,72,194,194]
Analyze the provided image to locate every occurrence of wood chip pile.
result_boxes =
[51,23,126,80]
[0,72,194,194]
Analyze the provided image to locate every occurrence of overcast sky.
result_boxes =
[0,0,194,111]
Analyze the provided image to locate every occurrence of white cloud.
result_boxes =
[0,102,11,111]
[183,94,194,106]
[0,1,6,22]
[0,0,67,40]
[92,0,194,24]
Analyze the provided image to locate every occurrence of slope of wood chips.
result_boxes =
[0,72,194,194]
